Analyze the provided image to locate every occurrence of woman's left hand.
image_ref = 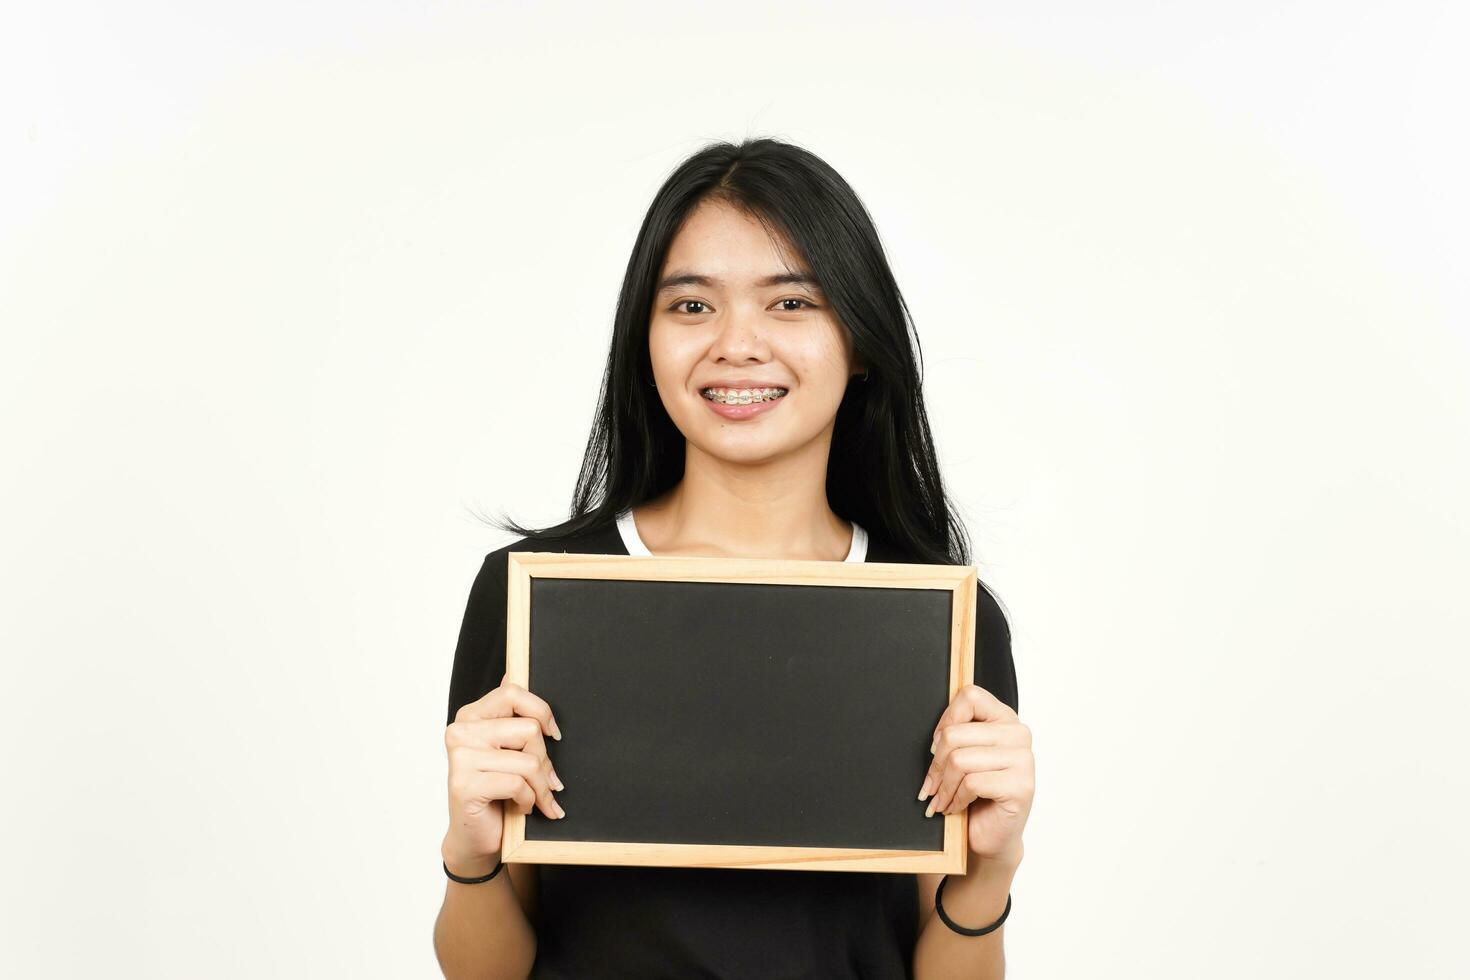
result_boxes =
[917,684,1034,862]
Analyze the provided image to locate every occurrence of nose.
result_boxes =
[708,303,771,364]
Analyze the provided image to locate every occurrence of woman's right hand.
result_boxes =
[442,672,566,874]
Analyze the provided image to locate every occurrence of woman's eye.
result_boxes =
[669,298,816,315]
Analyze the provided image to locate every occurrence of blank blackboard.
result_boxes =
[500,552,977,875]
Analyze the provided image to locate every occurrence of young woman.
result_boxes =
[434,138,1034,979]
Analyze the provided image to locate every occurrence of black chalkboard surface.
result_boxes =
[500,552,977,875]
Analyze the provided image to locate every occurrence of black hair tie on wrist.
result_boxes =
[935,875,1012,936]
[443,857,505,884]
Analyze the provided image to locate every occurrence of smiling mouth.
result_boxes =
[700,386,789,405]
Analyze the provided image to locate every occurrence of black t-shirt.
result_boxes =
[445,517,1019,979]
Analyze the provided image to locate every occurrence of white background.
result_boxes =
[3,2,1466,976]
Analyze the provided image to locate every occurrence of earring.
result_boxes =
[649,379,657,387]
[861,367,869,382]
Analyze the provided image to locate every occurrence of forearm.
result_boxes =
[912,846,1021,980]
[433,849,536,980]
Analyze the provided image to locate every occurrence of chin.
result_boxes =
[693,428,812,465]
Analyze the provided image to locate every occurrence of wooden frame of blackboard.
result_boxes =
[500,552,977,875]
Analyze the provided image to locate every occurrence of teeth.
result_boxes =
[701,387,788,404]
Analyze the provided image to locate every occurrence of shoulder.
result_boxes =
[461,517,626,604]
[447,517,627,724]
[865,529,1017,711]
[479,516,627,569]
[864,532,1011,637]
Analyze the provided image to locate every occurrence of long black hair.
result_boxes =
[478,136,976,565]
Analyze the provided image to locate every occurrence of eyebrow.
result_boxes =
[655,270,823,294]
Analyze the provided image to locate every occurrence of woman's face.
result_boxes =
[648,199,861,465]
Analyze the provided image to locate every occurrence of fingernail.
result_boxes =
[930,738,936,754]
[550,771,565,791]
[553,800,566,819]
[551,722,563,741]
[924,799,936,818]
[918,774,933,800]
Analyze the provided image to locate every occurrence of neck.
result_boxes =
[635,439,851,561]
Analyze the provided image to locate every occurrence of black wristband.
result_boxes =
[443,856,505,884]
[934,875,1011,936]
